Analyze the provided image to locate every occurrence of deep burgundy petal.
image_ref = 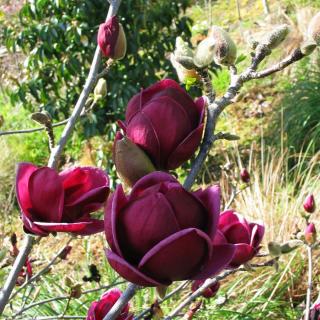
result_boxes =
[194,96,207,123]
[126,112,161,167]
[129,171,177,200]
[249,223,265,247]
[28,167,64,223]
[164,185,207,230]
[118,192,180,262]
[97,16,119,57]
[104,186,128,256]
[224,222,251,244]
[16,163,38,219]
[138,228,211,283]
[212,230,228,245]
[167,124,204,170]
[106,250,165,287]
[22,214,49,236]
[194,185,220,240]
[229,243,255,267]
[218,210,250,234]
[192,244,235,280]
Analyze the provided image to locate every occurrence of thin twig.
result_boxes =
[0,0,121,315]
[103,283,138,320]
[304,245,313,320]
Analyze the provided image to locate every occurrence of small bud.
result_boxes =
[113,132,156,187]
[173,37,195,69]
[70,284,82,299]
[64,276,73,288]
[305,223,317,245]
[191,280,220,299]
[280,240,303,254]
[268,241,282,257]
[261,24,290,49]
[240,168,250,183]
[208,26,237,66]
[30,111,52,126]
[94,78,107,101]
[303,194,316,213]
[170,54,199,84]
[308,12,320,46]
[301,41,317,56]
[193,37,216,68]
[98,16,127,60]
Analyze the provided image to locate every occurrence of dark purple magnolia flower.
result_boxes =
[86,288,133,320]
[303,194,316,213]
[16,163,109,236]
[191,279,220,298]
[240,168,250,183]
[98,16,126,60]
[214,210,264,268]
[104,171,235,287]
[118,79,206,170]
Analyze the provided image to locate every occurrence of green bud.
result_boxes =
[261,24,290,49]
[208,26,237,66]
[280,240,303,254]
[193,37,216,68]
[301,40,317,56]
[30,111,52,126]
[94,78,107,101]
[170,53,199,84]
[308,12,320,46]
[64,276,73,288]
[268,241,282,257]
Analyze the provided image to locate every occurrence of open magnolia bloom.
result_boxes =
[16,163,110,236]
[118,79,206,171]
[214,210,265,267]
[105,172,235,287]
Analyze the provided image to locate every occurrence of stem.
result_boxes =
[305,245,313,320]
[103,283,138,320]
[0,0,121,315]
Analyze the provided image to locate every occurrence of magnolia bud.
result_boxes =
[98,16,127,60]
[30,111,52,126]
[170,53,199,84]
[303,194,316,213]
[301,41,317,56]
[261,24,290,49]
[280,240,303,254]
[308,12,320,45]
[305,223,317,245]
[240,168,250,183]
[174,37,195,69]
[94,78,107,101]
[193,37,216,68]
[113,132,156,187]
[70,284,82,299]
[268,241,282,257]
[208,26,237,66]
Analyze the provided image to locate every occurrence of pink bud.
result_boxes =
[191,280,220,298]
[303,194,316,213]
[240,168,250,183]
[305,223,317,245]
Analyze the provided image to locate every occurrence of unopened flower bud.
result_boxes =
[303,194,316,213]
[268,241,282,257]
[98,16,127,60]
[308,12,320,46]
[70,284,82,299]
[174,37,195,69]
[113,132,156,187]
[193,37,216,68]
[30,111,52,126]
[94,78,107,101]
[280,240,303,254]
[261,24,290,49]
[191,280,220,298]
[170,53,199,84]
[301,41,317,56]
[208,26,237,66]
[305,223,317,245]
[240,168,250,183]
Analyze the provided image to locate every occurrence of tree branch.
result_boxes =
[304,245,313,320]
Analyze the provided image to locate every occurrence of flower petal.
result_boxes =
[229,243,255,267]
[213,230,228,245]
[167,124,204,170]
[194,185,220,240]
[218,210,250,234]
[224,222,251,244]
[16,163,38,219]
[249,223,265,247]
[138,228,211,283]
[117,192,180,263]
[192,244,235,280]
[28,167,64,223]
[106,250,165,287]
[22,214,49,236]
[104,186,128,256]
[194,96,206,124]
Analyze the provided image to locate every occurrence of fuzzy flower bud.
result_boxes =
[94,78,107,101]
[98,16,127,60]
[301,41,317,56]
[303,194,316,213]
[308,12,320,46]
[193,37,216,68]
[261,24,290,49]
[208,26,237,66]
[305,223,317,245]
[113,132,156,187]
[240,168,250,183]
